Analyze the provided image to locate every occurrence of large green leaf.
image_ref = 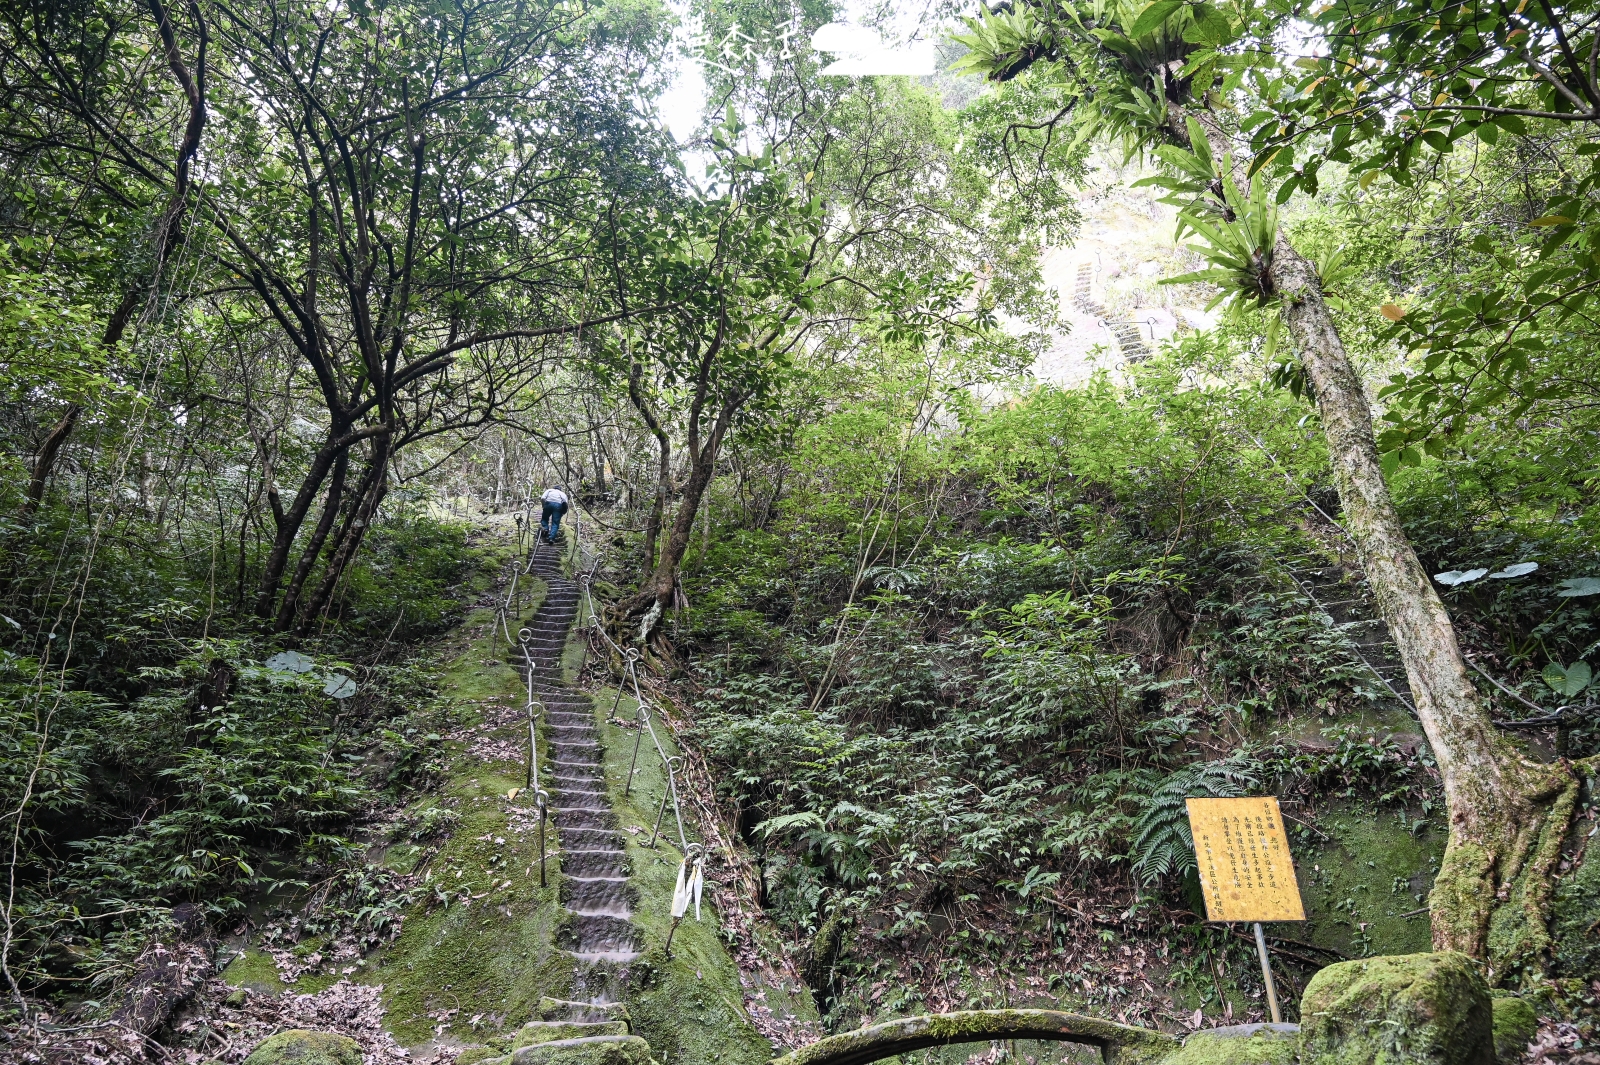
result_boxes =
[1542,661,1592,698]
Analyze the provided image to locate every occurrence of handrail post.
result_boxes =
[625,705,646,797]
[647,756,682,849]
[537,790,550,888]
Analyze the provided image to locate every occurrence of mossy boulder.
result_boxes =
[1299,952,1492,1065]
[241,1030,363,1065]
[1162,1023,1300,1065]
[1490,997,1537,1064]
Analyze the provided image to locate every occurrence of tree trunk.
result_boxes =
[253,432,349,618]
[297,440,390,631]
[1175,104,1565,971]
[628,355,671,571]
[1270,237,1566,967]
[644,430,669,570]
[274,450,349,631]
[24,404,83,512]
[613,394,742,645]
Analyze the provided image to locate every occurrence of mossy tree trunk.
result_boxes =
[1176,103,1578,975]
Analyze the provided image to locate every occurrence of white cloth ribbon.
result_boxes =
[671,856,705,920]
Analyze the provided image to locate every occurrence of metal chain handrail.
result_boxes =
[562,493,706,952]
[571,517,689,856]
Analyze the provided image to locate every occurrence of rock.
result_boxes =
[224,989,249,1008]
[241,1030,364,1065]
[1491,997,1537,1064]
[1163,1023,1300,1065]
[1299,952,1493,1065]
[510,1034,653,1065]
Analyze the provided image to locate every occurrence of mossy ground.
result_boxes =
[223,948,286,995]
[1294,803,1441,961]
[314,521,793,1063]
[354,526,566,1047]
[591,679,802,1064]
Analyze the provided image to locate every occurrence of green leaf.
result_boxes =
[754,811,825,836]
[1556,577,1600,597]
[1128,0,1184,39]
[1487,562,1539,579]
[1542,661,1592,698]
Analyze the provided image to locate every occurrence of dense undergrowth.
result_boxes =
[650,345,1600,1030]
[0,503,484,1012]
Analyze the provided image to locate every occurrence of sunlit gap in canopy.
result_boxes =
[650,0,948,188]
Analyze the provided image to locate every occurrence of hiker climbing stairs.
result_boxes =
[509,531,652,1065]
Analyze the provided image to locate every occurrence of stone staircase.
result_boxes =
[1073,261,1152,362]
[502,532,652,1065]
[1285,557,1417,718]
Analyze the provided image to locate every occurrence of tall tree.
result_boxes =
[953,0,1573,973]
[597,138,823,644]
[194,0,674,627]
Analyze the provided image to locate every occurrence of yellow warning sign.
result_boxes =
[1187,797,1305,923]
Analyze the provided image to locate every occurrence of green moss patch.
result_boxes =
[1491,996,1537,1064]
[223,948,286,994]
[1296,804,1442,959]
[1162,1024,1299,1065]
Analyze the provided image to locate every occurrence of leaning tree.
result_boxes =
[953,0,1589,974]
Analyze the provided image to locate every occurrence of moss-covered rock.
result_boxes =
[1490,997,1537,1065]
[240,1030,363,1065]
[222,948,285,995]
[1161,1023,1300,1065]
[1299,952,1492,1065]
[510,1034,653,1065]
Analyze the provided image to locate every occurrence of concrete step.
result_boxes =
[536,998,630,1023]
[558,827,621,849]
[555,807,616,830]
[562,876,633,916]
[510,1034,651,1065]
[561,850,629,878]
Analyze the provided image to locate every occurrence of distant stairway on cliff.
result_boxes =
[1072,262,1151,363]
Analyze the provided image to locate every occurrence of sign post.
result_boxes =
[1186,796,1306,1024]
